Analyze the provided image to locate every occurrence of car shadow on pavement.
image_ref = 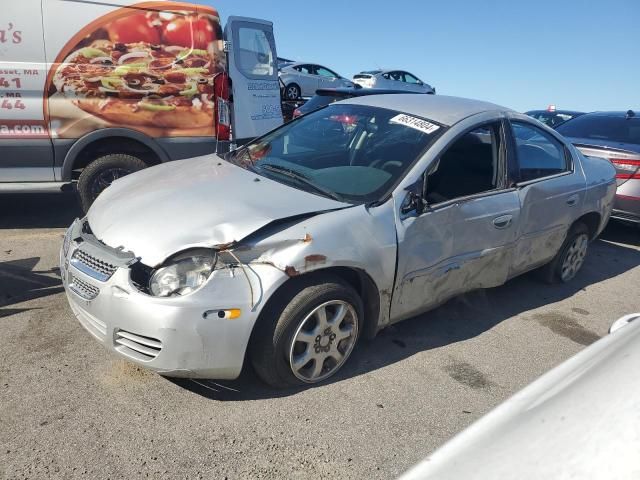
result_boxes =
[171,226,640,401]
[0,193,81,229]
[600,221,640,247]
[0,257,63,316]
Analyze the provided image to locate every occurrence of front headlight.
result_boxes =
[149,249,218,297]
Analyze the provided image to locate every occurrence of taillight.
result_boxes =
[293,108,302,118]
[611,158,640,179]
[214,72,230,141]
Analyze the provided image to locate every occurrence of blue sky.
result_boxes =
[206,0,638,112]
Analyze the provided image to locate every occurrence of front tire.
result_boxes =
[250,275,363,388]
[539,223,590,284]
[285,83,301,100]
[77,154,147,212]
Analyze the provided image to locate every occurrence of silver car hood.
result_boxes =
[87,155,349,266]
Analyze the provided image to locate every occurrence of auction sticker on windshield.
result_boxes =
[390,114,440,134]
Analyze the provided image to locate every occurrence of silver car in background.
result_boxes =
[400,313,640,480]
[353,69,435,94]
[557,110,640,225]
[279,62,354,99]
[60,95,616,388]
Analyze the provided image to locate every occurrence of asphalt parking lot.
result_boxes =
[1,193,639,480]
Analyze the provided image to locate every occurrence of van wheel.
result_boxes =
[285,83,301,100]
[250,275,363,388]
[539,223,590,284]
[77,154,147,212]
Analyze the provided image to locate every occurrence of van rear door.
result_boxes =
[224,17,283,143]
[1,0,54,182]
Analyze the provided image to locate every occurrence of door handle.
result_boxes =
[493,214,513,229]
[566,195,579,207]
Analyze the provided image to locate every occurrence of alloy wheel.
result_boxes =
[288,300,358,383]
[560,233,589,282]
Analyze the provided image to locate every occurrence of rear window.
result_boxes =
[557,115,640,145]
[353,74,373,79]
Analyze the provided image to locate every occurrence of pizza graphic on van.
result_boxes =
[47,4,226,138]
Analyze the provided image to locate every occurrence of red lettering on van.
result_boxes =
[0,23,21,44]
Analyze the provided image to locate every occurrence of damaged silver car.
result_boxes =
[60,95,617,387]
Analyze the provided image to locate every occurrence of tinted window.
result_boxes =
[388,71,403,81]
[403,72,421,84]
[295,64,314,75]
[316,67,338,78]
[236,27,275,77]
[557,115,640,145]
[528,112,579,128]
[512,122,568,181]
[227,104,444,203]
[426,125,500,204]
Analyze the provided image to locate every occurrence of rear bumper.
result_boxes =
[613,179,640,223]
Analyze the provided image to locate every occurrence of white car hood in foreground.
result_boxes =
[87,155,349,266]
[399,315,640,480]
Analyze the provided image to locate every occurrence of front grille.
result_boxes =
[115,330,162,361]
[69,273,100,300]
[71,249,118,281]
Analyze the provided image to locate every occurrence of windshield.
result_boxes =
[557,115,640,145]
[226,104,444,203]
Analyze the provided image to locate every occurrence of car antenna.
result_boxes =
[626,110,635,119]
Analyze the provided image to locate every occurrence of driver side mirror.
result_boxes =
[401,175,429,215]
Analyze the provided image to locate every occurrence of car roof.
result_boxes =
[340,94,510,126]
[578,110,639,118]
[315,88,421,97]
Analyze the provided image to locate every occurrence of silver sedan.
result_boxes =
[60,95,616,387]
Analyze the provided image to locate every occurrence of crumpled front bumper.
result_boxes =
[59,219,281,379]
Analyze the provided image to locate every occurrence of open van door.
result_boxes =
[225,17,283,143]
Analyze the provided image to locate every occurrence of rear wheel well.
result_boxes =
[574,212,601,240]
[71,137,160,180]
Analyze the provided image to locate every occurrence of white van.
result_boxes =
[0,0,283,210]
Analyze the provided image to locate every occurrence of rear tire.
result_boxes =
[539,223,590,284]
[250,275,363,388]
[77,154,147,212]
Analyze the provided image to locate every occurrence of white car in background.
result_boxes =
[279,62,354,99]
[353,69,435,94]
[400,313,640,480]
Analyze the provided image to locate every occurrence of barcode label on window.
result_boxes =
[390,114,440,134]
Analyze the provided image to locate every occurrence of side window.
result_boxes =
[298,64,314,75]
[237,27,275,77]
[389,71,402,82]
[316,67,337,78]
[426,124,501,204]
[403,72,421,84]
[512,122,568,182]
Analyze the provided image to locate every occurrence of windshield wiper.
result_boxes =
[258,163,344,202]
